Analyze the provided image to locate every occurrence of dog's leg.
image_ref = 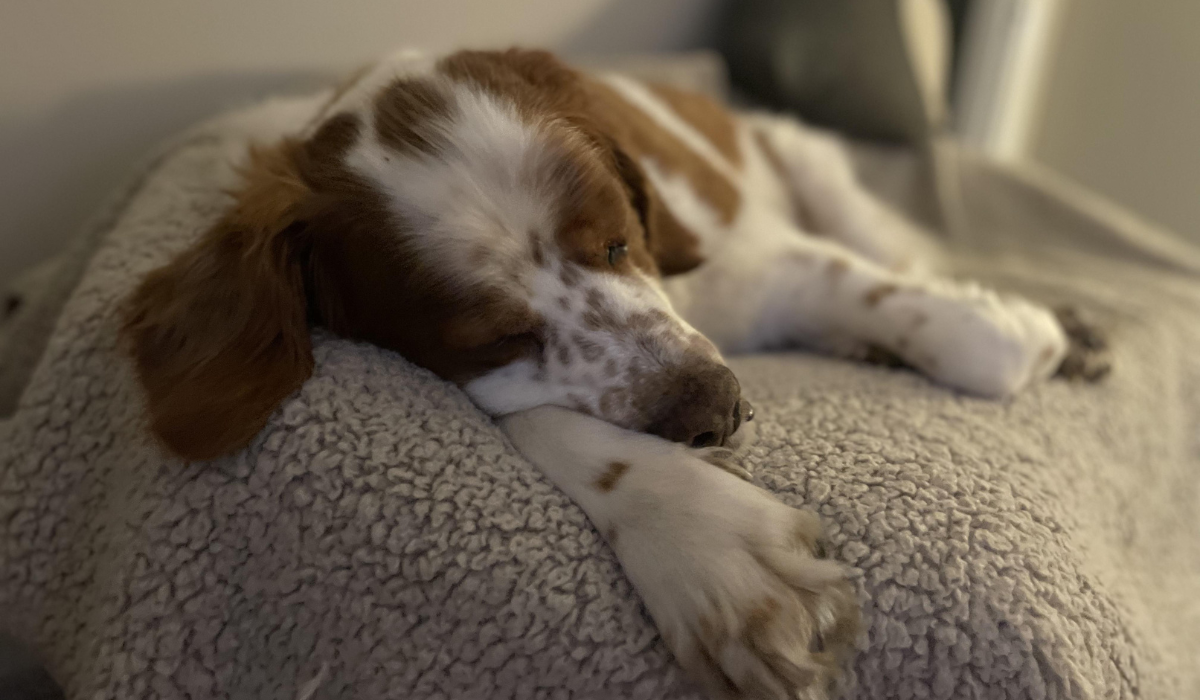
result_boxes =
[669,223,1067,397]
[500,407,859,700]
[746,113,942,275]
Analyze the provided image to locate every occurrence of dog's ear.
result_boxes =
[121,143,317,460]
[609,144,705,276]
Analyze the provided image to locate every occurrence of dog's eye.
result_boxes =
[607,243,628,266]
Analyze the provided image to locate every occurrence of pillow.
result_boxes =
[3,78,1199,700]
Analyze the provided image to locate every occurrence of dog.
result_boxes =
[120,48,1106,699]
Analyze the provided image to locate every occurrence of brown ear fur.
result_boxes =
[609,144,705,276]
[121,143,315,460]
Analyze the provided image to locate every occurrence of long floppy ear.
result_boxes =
[608,144,705,276]
[121,143,316,460]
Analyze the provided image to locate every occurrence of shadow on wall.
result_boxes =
[0,70,331,286]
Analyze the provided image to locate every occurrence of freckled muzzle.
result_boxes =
[644,364,753,448]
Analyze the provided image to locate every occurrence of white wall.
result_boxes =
[1029,0,1200,242]
[0,0,722,284]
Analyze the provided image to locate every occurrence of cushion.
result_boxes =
[3,84,1199,700]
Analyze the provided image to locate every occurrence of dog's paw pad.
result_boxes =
[1053,306,1112,383]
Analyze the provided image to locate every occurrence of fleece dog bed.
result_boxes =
[3,77,1200,699]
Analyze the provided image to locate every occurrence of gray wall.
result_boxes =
[0,0,722,285]
[1030,0,1200,242]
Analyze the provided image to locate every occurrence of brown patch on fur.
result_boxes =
[626,309,671,334]
[555,340,572,367]
[588,81,741,225]
[649,82,742,167]
[374,78,451,156]
[574,332,605,362]
[559,264,582,287]
[582,293,621,334]
[121,141,321,460]
[827,258,849,281]
[123,97,552,459]
[594,461,631,492]
[123,51,743,460]
[438,50,717,276]
[437,50,678,276]
[863,284,899,307]
[603,357,619,377]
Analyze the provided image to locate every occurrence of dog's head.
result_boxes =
[122,49,748,460]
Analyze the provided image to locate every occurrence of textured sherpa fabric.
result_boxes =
[3,90,1200,700]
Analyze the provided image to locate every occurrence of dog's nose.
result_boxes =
[731,398,755,434]
[646,364,742,448]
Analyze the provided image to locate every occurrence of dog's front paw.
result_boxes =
[613,453,859,699]
[903,285,1068,397]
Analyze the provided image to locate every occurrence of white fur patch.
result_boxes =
[345,82,559,296]
[600,74,740,182]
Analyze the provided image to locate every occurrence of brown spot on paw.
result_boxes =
[593,461,630,492]
[826,258,849,281]
[863,283,899,307]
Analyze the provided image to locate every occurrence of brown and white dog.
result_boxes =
[121,48,1101,699]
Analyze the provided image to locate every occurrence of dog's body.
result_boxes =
[120,49,1097,699]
